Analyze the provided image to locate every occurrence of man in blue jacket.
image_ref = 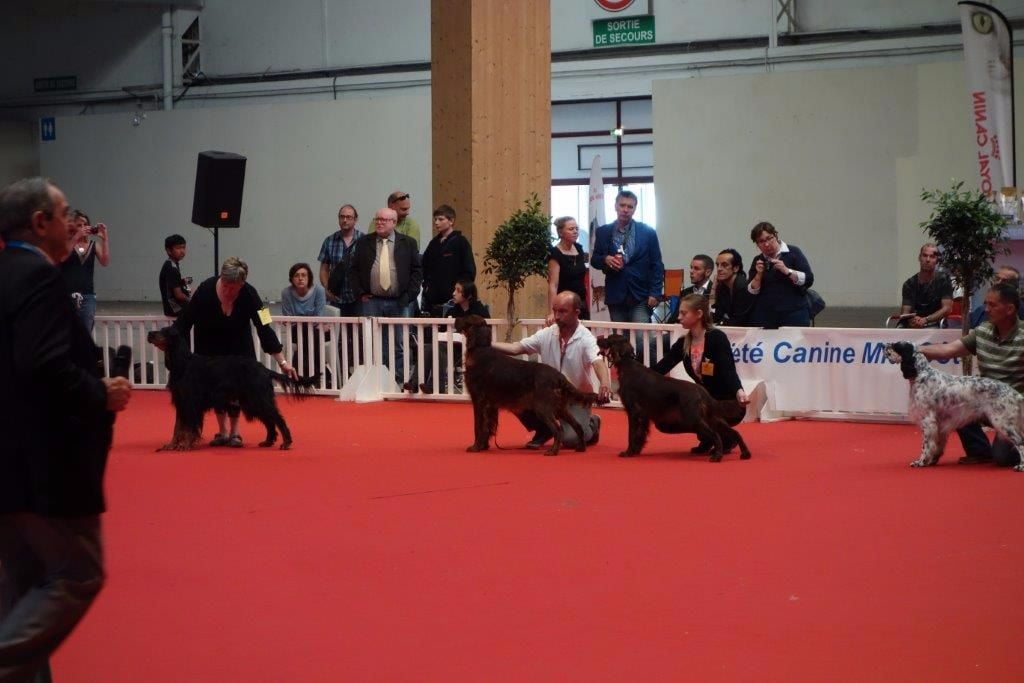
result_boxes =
[591,190,665,323]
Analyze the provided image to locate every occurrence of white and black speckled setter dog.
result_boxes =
[885,341,1024,471]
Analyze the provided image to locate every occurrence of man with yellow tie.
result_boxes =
[349,207,423,386]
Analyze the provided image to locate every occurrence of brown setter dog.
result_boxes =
[597,334,750,461]
[147,326,317,451]
[454,315,599,456]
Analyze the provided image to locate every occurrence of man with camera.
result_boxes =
[0,177,131,681]
[59,209,110,332]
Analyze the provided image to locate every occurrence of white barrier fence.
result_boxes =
[95,316,962,422]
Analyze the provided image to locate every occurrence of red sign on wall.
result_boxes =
[594,0,637,12]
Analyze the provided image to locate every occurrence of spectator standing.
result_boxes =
[547,216,590,324]
[159,234,191,317]
[349,208,423,386]
[747,221,814,328]
[0,177,131,681]
[60,209,109,332]
[898,242,953,328]
[421,204,476,315]
[592,190,665,323]
[388,190,420,249]
[319,204,363,314]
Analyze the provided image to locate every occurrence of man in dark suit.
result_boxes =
[0,177,132,681]
[349,207,423,385]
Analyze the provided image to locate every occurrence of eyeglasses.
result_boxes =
[374,217,396,223]
[393,194,410,202]
[338,213,356,220]
[756,235,776,245]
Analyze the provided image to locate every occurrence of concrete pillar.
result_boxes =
[431,0,551,320]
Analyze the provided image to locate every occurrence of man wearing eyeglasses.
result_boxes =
[349,208,423,385]
[319,204,363,314]
[388,190,420,249]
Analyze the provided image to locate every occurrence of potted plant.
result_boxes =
[482,194,552,340]
[920,180,1008,370]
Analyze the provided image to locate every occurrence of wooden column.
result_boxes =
[431,0,551,320]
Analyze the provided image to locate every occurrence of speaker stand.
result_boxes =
[212,227,220,278]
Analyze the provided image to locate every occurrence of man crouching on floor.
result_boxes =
[489,291,612,449]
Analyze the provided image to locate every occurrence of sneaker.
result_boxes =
[958,453,993,464]
[227,434,243,448]
[209,433,230,447]
[525,435,550,450]
[419,382,433,395]
[402,380,419,393]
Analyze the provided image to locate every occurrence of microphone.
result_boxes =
[110,345,132,379]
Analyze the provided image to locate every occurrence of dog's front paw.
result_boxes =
[618,450,636,458]
[1015,463,1024,472]
[466,444,488,452]
[709,453,723,463]
[258,439,275,448]
[278,442,292,450]
[910,458,928,467]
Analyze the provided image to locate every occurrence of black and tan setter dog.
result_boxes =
[147,326,317,451]
[454,315,599,456]
[597,334,750,461]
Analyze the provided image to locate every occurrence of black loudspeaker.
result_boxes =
[191,151,246,228]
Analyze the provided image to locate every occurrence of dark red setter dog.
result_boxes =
[597,334,750,461]
[454,315,598,456]
[147,326,317,450]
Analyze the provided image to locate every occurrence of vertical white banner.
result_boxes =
[588,155,609,320]
[959,1,1015,193]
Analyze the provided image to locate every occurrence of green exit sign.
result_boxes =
[593,15,655,47]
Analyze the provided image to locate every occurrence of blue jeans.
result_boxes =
[608,300,652,324]
[0,514,104,682]
[359,297,415,384]
[76,293,97,333]
[957,422,1022,466]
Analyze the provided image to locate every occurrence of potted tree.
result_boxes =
[920,180,1008,371]
[482,194,552,340]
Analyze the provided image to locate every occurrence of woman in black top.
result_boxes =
[174,257,295,447]
[417,280,488,393]
[546,216,590,323]
[652,293,749,453]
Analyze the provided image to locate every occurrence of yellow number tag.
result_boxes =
[258,308,272,325]
[701,359,715,377]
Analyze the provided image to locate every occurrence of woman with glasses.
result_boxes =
[747,221,814,328]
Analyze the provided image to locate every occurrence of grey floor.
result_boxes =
[97,301,894,328]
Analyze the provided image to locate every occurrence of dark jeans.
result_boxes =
[335,302,361,379]
[0,514,104,682]
[957,422,1022,466]
[749,306,810,329]
[360,297,415,384]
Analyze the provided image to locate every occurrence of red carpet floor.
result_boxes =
[52,391,1024,681]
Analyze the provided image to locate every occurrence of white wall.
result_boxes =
[39,92,432,303]
[653,59,1024,309]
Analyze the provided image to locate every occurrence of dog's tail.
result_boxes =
[269,371,320,398]
[713,399,746,427]
[564,380,601,407]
